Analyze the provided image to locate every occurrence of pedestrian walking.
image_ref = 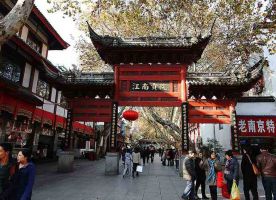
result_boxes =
[0,143,16,199]
[181,150,196,200]
[195,151,208,199]
[141,147,146,165]
[10,149,35,200]
[146,147,150,164]
[121,147,126,165]
[256,145,276,200]
[201,151,222,200]
[150,146,155,163]
[224,150,239,195]
[241,146,259,200]
[123,149,132,178]
[158,148,162,157]
[162,151,166,166]
[175,149,180,170]
[132,147,141,178]
[166,149,172,166]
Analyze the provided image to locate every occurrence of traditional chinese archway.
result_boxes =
[61,25,265,156]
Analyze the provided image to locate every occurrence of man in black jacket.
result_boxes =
[241,146,258,200]
[182,150,196,200]
[195,151,208,199]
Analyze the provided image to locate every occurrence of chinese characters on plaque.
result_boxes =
[181,103,189,151]
[236,116,276,136]
[130,81,170,92]
[110,102,118,148]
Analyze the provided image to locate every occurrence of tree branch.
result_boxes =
[0,0,34,44]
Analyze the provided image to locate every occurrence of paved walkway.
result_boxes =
[32,156,266,200]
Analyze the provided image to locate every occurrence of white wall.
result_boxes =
[50,87,57,102]
[57,91,62,104]
[199,124,232,151]
[21,25,28,42]
[42,100,55,113]
[41,43,48,58]
[22,63,32,88]
[236,102,276,116]
[56,106,67,117]
[32,69,39,93]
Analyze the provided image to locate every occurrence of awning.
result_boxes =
[55,115,65,129]
[72,122,93,135]
[41,110,54,126]
[0,93,37,119]
[32,108,43,122]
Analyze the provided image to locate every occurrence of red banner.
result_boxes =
[236,116,276,137]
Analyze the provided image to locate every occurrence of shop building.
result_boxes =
[0,1,94,160]
[236,96,276,154]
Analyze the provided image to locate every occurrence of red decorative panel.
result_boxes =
[116,64,187,107]
[32,108,43,123]
[55,115,66,129]
[236,116,276,137]
[0,93,17,114]
[70,99,112,122]
[42,111,54,126]
[188,100,235,124]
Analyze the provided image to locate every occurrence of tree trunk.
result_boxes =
[0,0,34,44]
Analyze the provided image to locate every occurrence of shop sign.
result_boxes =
[236,116,276,137]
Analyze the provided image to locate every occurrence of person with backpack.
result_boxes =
[241,146,259,200]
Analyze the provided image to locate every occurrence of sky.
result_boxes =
[35,1,83,69]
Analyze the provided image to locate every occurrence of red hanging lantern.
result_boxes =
[123,110,139,121]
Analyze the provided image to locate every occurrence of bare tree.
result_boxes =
[0,0,34,44]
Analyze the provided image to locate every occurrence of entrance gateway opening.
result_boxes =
[60,24,264,174]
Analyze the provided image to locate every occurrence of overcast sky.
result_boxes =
[35,1,82,69]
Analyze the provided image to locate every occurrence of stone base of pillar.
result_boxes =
[58,151,74,173]
[179,155,186,177]
[105,152,119,175]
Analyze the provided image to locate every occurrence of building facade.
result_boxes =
[0,1,94,160]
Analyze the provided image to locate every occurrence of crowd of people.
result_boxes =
[0,143,35,200]
[181,145,276,200]
[121,145,159,178]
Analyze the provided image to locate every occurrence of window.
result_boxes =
[60,93,68,108]
[26,32,42,53]
[0,58,21,84]
[36,79,50,99]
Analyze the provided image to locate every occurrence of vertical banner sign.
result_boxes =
[110,102,118,149]
[181,102,189,151]
[65,109,73,149]
[231,110,240,152]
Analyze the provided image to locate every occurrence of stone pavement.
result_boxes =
[32,156,266,200]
